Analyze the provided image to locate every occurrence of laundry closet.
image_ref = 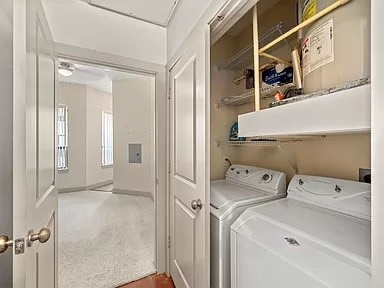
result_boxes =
[210,0,371,182]
[209,0,371,287]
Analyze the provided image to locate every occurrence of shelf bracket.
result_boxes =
[277,144,299,173]
[233,75,246,85]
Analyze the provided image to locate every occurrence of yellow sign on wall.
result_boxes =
[302,0,317,21]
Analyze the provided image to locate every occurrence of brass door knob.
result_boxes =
[27,228,51,247]
[0,235,13,254]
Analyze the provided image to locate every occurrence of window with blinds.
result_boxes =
[102,111,113,166]
[58,105,68,170]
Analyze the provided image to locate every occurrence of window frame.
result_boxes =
[57,104,69,171]
[101,110,113,167]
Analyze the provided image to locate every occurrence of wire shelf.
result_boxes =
[216,90,255,108]
[216,140,301,173]
[216,83,296,108]
[216,137,325,173]
[225,140,280,147]
[216,135,325,146]
[216,44,254,71]
[215,22,291,72]
[222,139,302,147]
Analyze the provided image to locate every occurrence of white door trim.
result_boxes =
[372,0,384,286]
[54,43,168,273]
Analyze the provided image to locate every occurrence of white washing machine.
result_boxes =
[231,174,371,288]
[210,165,286,288]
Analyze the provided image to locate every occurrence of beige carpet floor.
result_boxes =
[58,191,155,288]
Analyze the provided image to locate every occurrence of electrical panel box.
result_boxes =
[129,143,142,163]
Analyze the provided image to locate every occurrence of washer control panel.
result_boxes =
[288,175,371,220]
[226,165,286,193]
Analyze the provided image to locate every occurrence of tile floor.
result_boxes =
[118,274,175,288]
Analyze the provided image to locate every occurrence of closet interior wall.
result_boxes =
[210,0,371,182]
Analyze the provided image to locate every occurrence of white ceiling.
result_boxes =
[58,61,143,94]
[81,0,180,27]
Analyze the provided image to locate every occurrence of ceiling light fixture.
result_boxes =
[58,62,75,77]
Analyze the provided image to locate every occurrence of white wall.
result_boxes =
[57,83,87,190]
[112,77,155,198]
[42,1,166,65]
[57,83,113,191]
[86,86,113,186]
[167,0,214,60]
[372,0,384,286]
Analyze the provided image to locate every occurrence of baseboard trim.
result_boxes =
[113,188,154,201]
[87,180,113,190]
[58,186,87,193]
[58,180,113,194]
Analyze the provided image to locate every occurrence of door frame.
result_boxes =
[165,0,260,277]
[372,0,384,286]
[55,43,168,273]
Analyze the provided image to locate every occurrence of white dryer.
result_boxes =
[210,165,286,288]
[231,174,371,288]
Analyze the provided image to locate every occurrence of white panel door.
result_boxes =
[169,26,210,288]
[13,0,58,287]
